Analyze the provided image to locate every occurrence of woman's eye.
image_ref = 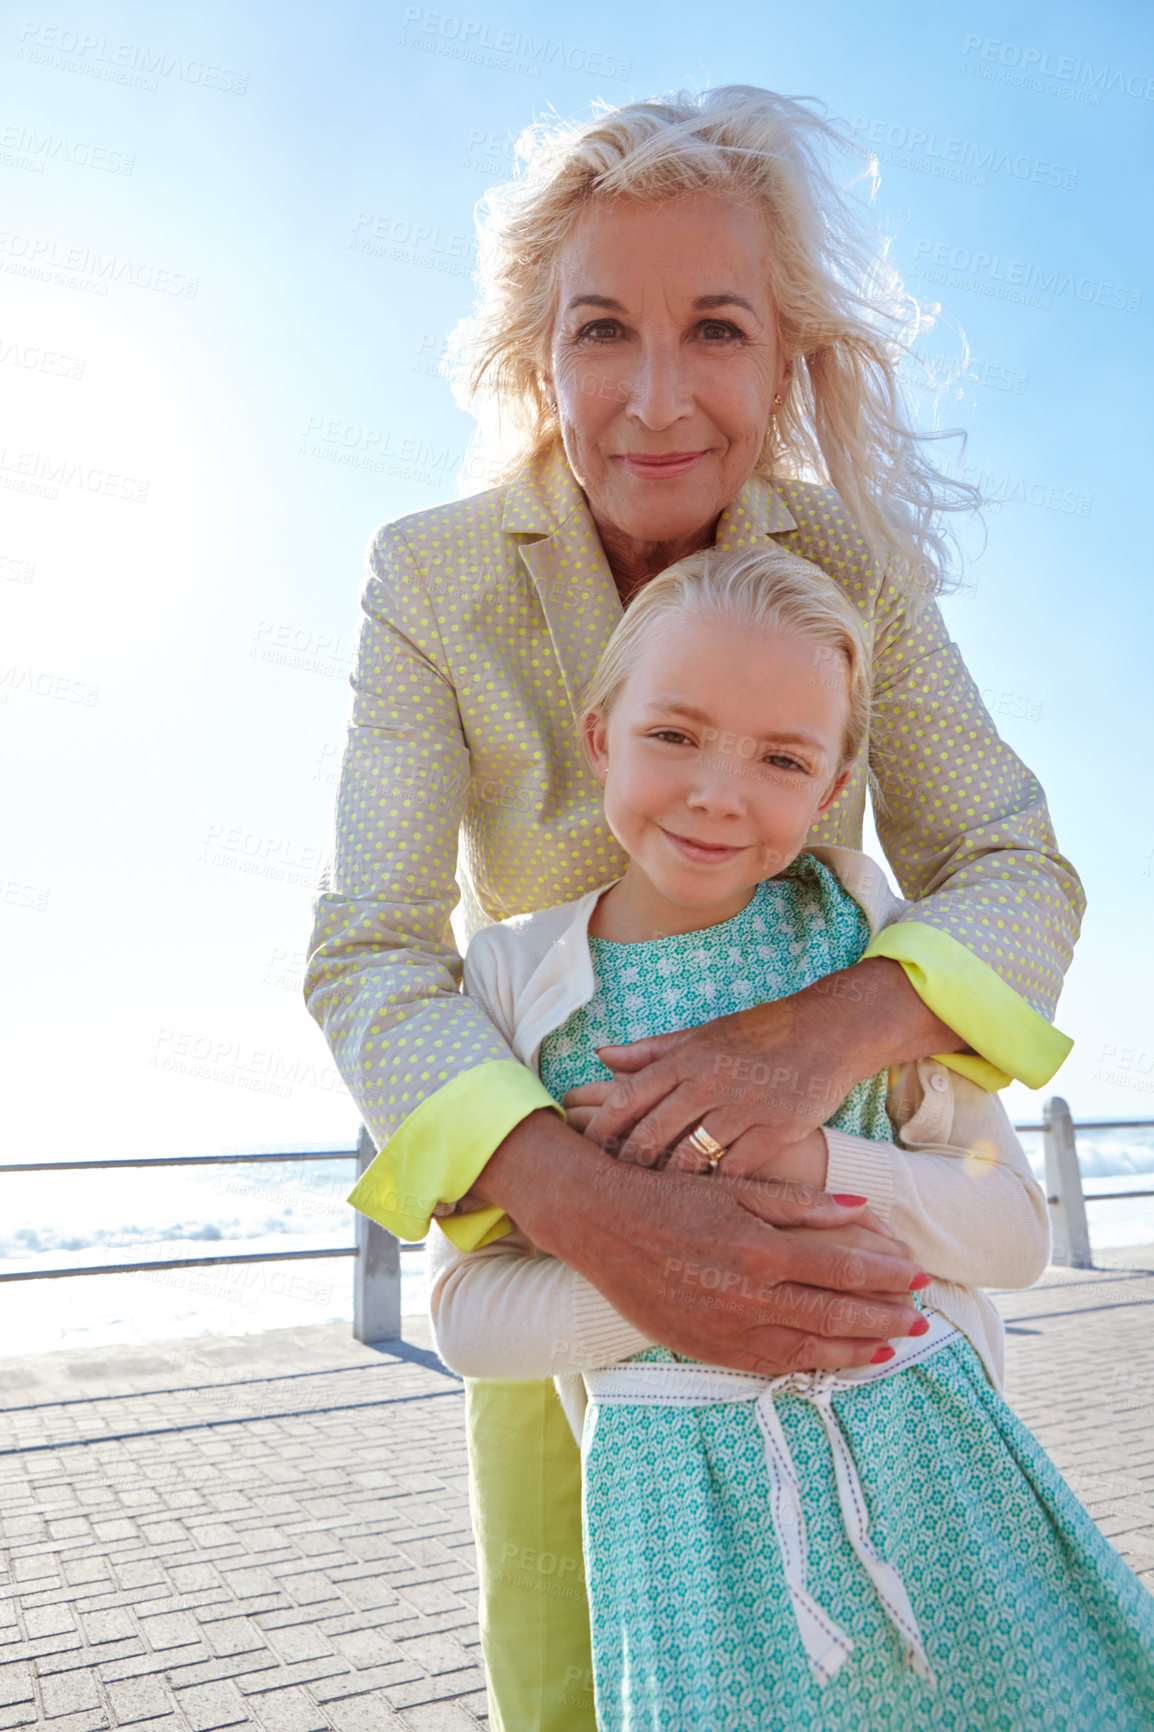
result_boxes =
[699,320,745,342]
[577,320,620,342]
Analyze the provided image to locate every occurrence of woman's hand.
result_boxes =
[578,956,965,1169]
[565,1081,830,1188]
[471,1108,930,1374]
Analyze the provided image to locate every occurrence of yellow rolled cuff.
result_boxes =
[862,920,1073,1092]
[346,1060,564,1251]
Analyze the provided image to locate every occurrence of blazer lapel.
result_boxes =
[714,469,797,546]
[504,444,624,722]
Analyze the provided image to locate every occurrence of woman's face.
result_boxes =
[584,613,851,929]
[547,193,789,547]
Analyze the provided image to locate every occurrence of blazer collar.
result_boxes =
[502,441,798,719]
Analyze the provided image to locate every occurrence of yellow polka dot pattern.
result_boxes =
[304,441,1084,1149]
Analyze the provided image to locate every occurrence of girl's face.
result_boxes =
[584,613,853,927]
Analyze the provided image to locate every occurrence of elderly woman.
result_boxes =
[305,88,1082,1731]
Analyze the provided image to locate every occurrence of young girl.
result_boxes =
[428,547,1154,1728]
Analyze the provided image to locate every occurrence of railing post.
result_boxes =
[352,1125,402,1343]
[1043,1095,1092,1269]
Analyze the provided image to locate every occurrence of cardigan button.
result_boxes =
[929,1071,950,1093]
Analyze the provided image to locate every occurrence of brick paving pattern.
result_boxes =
[993,1247,1154,1590]
[1,1250,1152,1728]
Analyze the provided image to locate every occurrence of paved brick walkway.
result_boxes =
[992,1246,1154,1590]
[1,1249,1152,1729]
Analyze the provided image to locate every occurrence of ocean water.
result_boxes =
[0,1157,407,1356]
[1,1134,1151,1357]
[1016,1128,1154,1252]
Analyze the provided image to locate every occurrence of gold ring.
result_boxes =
[687,1124,727,1170]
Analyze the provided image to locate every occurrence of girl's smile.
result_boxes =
[660,827,750,862]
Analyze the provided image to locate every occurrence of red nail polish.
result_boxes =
[909,1273,932,1290]
[870,1345,896,1364]
[832,1193,867,1207]
[909,1317,930,1336]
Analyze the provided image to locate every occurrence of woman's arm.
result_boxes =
[575,954,959,1168]
[469,1113,932,1374]
[860,574,1083,1090]
[429,1179,925,1381]
[796,487,1085,1090]
[432,1074,1048,1382]
[303,522,562,1247]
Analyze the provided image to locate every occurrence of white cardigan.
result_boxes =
[428,847,1051,1419]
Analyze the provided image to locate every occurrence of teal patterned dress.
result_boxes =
[538,854,1154,1731]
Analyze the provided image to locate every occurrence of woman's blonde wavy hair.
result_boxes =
[444,85,979,597]
[580,544,872,775]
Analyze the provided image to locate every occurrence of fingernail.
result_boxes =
[909,1273,932,1290]
[909,1317,930,1336]
[832,1193,867,1207]
[870,1346,896,1364]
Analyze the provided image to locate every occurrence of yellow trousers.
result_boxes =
[465,1378,598,1732]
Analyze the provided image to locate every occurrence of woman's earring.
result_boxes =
[772,392,784,410]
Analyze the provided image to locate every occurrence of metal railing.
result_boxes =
[1015,1097,1153,1270]
[0,1127,410,1344]
[1,1104,1150,1335]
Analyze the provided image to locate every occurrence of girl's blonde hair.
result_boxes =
[581,545,871,773]
[445,85,978,597]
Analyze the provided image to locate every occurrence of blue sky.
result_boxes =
[3,0,1152,1167]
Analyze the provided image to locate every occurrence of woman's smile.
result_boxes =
[616,451,714,479]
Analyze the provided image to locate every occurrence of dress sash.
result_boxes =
[584,1310,960,1687]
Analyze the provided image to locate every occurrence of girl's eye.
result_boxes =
[764,753,806,772]
[650,729,691,745]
